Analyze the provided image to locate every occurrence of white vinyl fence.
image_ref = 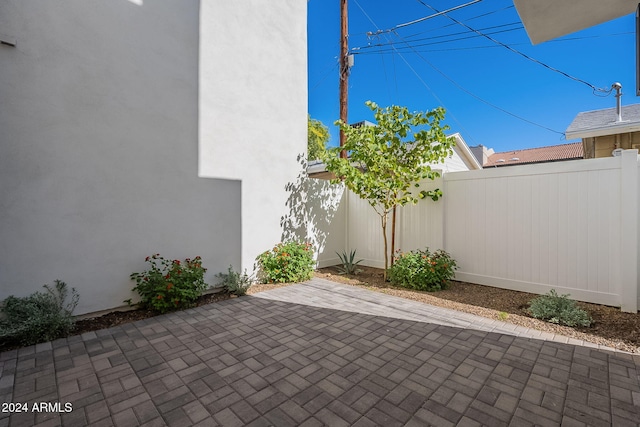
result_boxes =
[316,150,640,312]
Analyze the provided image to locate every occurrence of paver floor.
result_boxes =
[1,278,639,426]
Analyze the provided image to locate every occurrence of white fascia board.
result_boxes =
[565,122,640,139]
[514,0,637,44]
[449,133,482,170]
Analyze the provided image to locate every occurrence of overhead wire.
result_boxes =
[353,0,565,136]
[311,62,339,93]
[350,0,391,96]
[415,0,613,96]
[355,31,633,55]
[391,29,565,135]
[401,4,515,39]
[353,26,524,54]
[370,0,482,35]
[352,0,481,145]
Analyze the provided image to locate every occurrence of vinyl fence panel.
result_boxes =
[445,156,627,309]
[314,150,639,311]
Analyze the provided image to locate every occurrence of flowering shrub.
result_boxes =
[388,248,457,291]
[129,254,207,313]
[257,241,315,283]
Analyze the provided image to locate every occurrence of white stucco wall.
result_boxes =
[0,1,244,314]
[199,0,308,272]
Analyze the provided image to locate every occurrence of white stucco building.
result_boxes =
[0,1,307,314]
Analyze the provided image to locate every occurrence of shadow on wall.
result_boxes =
[280,154,344,261]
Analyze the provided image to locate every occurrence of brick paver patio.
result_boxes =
[1,279,639,426]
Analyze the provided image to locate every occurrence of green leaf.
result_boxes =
[322,101,453,273]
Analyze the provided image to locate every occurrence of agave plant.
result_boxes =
[336,250,363,275]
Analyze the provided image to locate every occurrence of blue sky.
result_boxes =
[308,0,636,153]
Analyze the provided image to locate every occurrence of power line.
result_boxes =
[353,25,524,53]
[353,0,481,146]
[394,33,565,135]
[353,0,566,137]
[370,0,483,35]
[401,4,515,39]
[348,3,514,39]
[397,21,523,44]
[415,0,613,95]
[355,31,633,55]
[311,62,339,93]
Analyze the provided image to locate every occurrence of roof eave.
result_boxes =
[513,0,637,45]
[566,122,640,139]
[449,133,483,170]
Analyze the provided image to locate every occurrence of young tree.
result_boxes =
[308,115,330,161]
[321,101,455,279]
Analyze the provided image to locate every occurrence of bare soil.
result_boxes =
[314,266,640,353]
[3,269,639,354]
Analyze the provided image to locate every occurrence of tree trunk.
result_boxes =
[391,205,396,267]
[381,214,388,281]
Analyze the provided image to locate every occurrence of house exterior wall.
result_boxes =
[0,0,306,314]
[431,149,472,173]
[306,182,345,269]
[198,0,307,273]
[584,131,640,158]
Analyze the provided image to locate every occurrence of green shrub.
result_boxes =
[129,254,208,313]
[0,280,79,347]
[528,290,592,327]
[257,241,315,283]
[388,248,457,291]
[217,265,253,296]
[336,249,363,275]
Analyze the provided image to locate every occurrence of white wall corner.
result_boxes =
[198,0,308,273]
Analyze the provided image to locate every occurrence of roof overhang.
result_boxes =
[307,133,482,179]
[449,133,483,170]
[566,121,640,139]
[513,0,638,44]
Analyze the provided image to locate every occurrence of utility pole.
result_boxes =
[339,0,349,159]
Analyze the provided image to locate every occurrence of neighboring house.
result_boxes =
[476,142,584,167]
[308,132,482,179]
[0,1,307,315]
[566,104,640,158]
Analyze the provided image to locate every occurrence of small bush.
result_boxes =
[257,241,315,283]
[336,250,363,275]
[0,280,79,347]
[217,265,253,296]
[388,248,457,292]
[528,290,592,327]
[129,254,208,313]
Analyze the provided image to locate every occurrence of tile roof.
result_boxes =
[484,142,583,167]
